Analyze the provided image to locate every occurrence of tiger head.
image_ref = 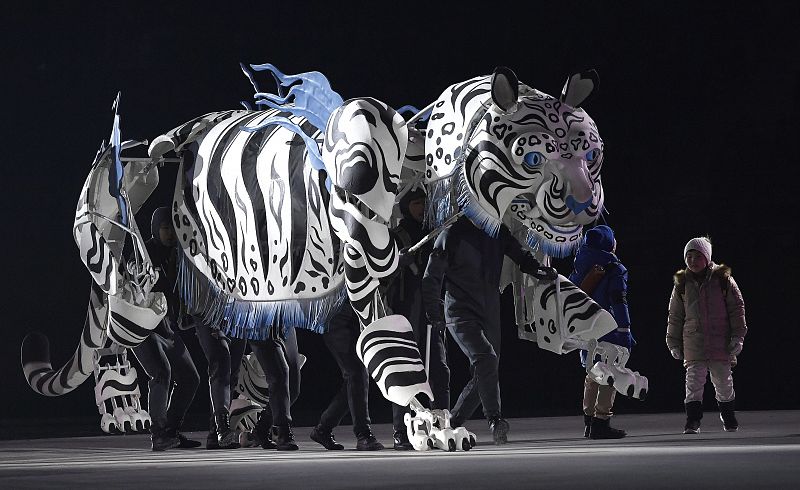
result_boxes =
[425,67,604,257]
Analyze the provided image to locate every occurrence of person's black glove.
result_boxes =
[532,266,558,281]
[398,247,416,268]
[430,320,447,333]
[426,311,446,333]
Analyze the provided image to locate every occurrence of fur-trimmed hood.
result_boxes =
[674,263,731,288]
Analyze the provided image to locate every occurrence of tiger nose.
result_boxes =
[556,159,594,213]
[565,195,593,214]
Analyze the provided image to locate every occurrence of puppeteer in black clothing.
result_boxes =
[132,207,201,451]
[309,303,384,451]
[386,187,449,450]
[421,214,555,444]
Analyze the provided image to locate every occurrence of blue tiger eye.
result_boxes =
[523,151,544,167]
[586,149,599,162]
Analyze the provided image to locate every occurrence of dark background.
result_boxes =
[2,1,798,438]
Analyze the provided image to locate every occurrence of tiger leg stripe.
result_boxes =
[21,282,108,396]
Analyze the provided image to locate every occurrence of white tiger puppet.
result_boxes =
[21,64,645,451]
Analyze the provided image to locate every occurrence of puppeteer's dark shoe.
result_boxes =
[206,415,220,449]
[589,417,626,439]
[310,426,344,450]
[214,409,241,449]
[164,419,202,449]
[488,416,510,445]
[356,430,384,451]
[151,433,180,452]
[253,408,277,449]
[393,430,414,450]
[174,432,202,448]
[271,425,299,451]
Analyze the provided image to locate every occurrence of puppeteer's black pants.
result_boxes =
[248,327,301,427]
[317,305,372,437]
[449,316,502,424]
[133,327,200,433]
[195,323,247,415]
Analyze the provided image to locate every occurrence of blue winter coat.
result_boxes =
[569,245,634,364]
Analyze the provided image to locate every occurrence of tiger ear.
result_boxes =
[560,69,599,107]
[491,66,519,112]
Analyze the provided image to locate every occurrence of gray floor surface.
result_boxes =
[1,410,798,489]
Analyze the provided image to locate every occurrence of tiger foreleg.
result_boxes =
[93,345,151,434]
[586,341,648,400]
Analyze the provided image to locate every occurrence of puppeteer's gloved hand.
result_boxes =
[728,337,744,356]
[430,320,447,333]
[532,266,558,281]
[670,348,683,360]
[426,309,447,333]
[397,247,415,269]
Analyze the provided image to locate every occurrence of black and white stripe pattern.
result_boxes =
[528,274,617,355]
[323,98,408,222]
[232,354,269,431]
[322,98,409,325]
[356,315,433,406]
[106,293,167,348]
[22,281,109,396]
[164,108,346,339]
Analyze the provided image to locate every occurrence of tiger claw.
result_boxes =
[405,407,476,451]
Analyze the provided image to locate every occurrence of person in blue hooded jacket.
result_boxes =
[568,225,633,440]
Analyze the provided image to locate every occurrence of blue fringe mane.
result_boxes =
[239,63,345,190]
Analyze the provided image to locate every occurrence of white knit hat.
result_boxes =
[684,237,712,263]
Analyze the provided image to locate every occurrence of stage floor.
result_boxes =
[1,410,798,489]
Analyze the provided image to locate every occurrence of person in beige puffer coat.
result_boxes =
[666,237,747,434]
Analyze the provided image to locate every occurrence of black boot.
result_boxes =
[356,428,384,451]
[310,425,344,450]
[165,418,201,449]
[253,409,277,449]
[583,415,592,438]
[684,401,703,434]
[206,415,219,449]
[718,400,738,432]
[393,430,414,450]
[488,416,510,445]
[589,417,626,439]
[214,409,241,449]
[151,424,180,452]
[271,425,299,451]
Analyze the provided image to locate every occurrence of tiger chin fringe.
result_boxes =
[424,159,581,257]
[176,251,347,340]
[525,228,581,259]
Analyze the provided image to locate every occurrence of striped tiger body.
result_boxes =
[161,109,346,339]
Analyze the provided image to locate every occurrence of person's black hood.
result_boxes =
[399,187,426,221]
[150,206,172,240]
